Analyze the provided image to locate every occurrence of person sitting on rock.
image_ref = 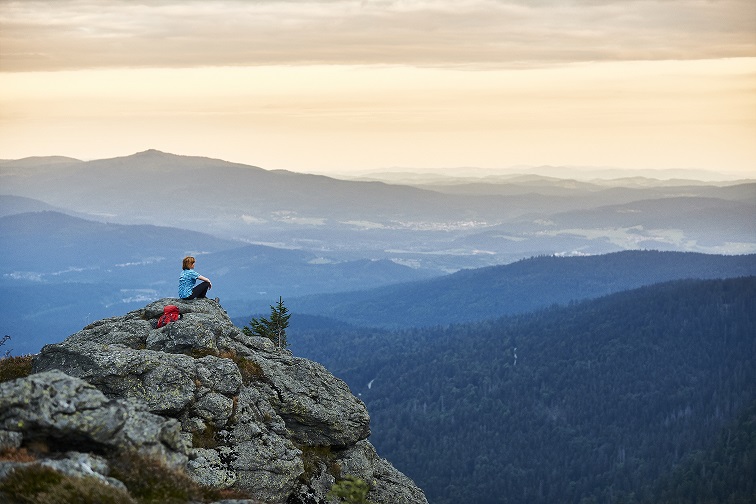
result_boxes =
[179,256,213,300]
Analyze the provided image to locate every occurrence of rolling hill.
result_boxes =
[286,250,756,328]
[2,150,754,272]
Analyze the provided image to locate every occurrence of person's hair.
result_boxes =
[182,256,195,270]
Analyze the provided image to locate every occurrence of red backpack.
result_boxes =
[156,305,180,328]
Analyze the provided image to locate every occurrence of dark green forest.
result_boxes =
[284,277,756,504]
[631,400,756,504]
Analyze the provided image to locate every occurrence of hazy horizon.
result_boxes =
[3,148,752,183]
[1,1,754,178]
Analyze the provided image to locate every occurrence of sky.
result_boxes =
[0,0,755,178]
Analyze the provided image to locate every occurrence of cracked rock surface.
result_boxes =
[1,298,427,504]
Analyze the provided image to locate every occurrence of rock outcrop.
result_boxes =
[0,298,427,504]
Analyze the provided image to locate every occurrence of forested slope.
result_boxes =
[632,400,756,504]
[289,277,756,504]
[289,251,756,328]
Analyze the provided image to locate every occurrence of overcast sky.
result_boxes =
[1,0,754,177]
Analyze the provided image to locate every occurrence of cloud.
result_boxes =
[1,0,754,71]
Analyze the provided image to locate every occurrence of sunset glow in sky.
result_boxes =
[1,0,755,177]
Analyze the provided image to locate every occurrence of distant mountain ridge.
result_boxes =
[2,149,754,353]
[346,164,752,186]
[0,195,63,218]
[0,155,82,167]
[288,250,756,328]
[2,150,753,273]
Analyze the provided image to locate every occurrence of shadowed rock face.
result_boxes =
[0,298,427,504]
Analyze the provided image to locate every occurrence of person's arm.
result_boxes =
[198,275,212,288]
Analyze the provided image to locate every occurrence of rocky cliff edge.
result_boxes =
[0,298,427,504]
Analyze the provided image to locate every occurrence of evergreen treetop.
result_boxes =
[243,296,291,351]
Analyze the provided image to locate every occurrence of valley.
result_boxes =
[0,150,754,503]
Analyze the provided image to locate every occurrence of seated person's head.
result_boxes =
[182,256,196,270]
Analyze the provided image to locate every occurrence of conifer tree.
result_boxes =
[243,296,291,350]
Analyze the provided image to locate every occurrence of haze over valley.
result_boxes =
[1,148,755,503]
[1,149,754,356]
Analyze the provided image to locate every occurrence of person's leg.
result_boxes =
[188,281,211,299]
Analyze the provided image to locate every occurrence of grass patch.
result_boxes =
[217,350,264,385]
[298,444,342,483]
[190,348,219,359]
[187,348,264,385]
[0,355,34,383]
[108,450,249,504]
[0,452,254,504]
[234,356,264,385]
[0,464,136,504]
[0,447,36,463]
[191,423,218,450]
